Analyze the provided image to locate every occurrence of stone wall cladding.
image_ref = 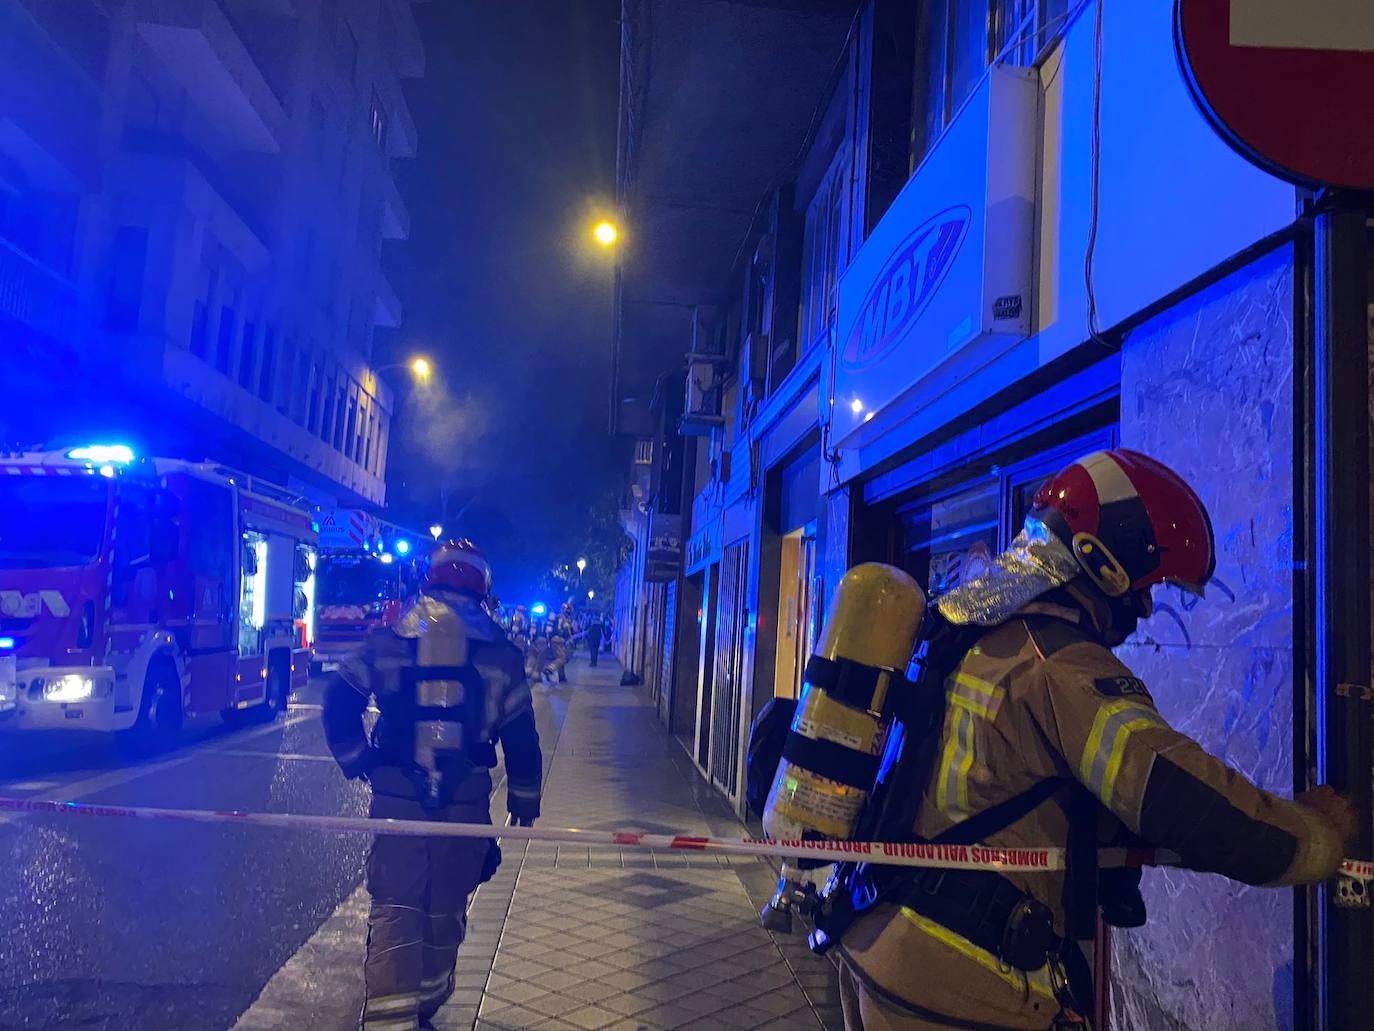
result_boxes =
[1113,244,1297,1031]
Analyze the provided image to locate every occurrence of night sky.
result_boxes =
[381,1,626,603]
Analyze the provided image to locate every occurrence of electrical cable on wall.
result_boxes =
[1083,0,1112,349]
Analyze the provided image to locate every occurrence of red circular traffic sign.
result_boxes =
[1175,0,1374,191]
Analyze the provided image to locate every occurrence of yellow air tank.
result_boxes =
[760,562,925,931]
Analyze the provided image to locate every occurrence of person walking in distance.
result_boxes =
[830,450,1356,1031]
[322,539,542,1031]
[584,616,603,667]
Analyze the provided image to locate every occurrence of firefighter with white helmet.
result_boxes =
[829,450,1355,1030]
[322,539,542,1030]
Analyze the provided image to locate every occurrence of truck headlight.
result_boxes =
[36,675,95,703]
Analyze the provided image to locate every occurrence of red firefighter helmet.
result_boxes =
[423,538,492,597]
[1032,449,1215,598]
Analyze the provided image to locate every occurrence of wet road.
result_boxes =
[0,681,563,1030]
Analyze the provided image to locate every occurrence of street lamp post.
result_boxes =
[429,524,443,541]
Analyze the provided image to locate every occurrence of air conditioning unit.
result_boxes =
[681,305,727,437]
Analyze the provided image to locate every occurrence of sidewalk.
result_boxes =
[437,656,845,1031]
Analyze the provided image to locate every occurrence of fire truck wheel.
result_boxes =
[123,659,183,751]
[261,653,291,719]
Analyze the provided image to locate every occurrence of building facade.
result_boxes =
[1,0,423,507]
[613,1,1372,1028]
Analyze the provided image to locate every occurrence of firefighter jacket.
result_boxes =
[840,591,1345,1029]
[323,588,543,821]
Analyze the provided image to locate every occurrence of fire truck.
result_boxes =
[311,509,421,669]
[0,445,315,738]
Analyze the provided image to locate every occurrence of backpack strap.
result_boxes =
[931,776,1065,847]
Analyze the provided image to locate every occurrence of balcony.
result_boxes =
[133,0,286,154]
[375,271,402,329]
[378,159,410,240]
[378,73,418,160]
[112,147,269,271]
[388,0,424,79]
[0,236,79,346]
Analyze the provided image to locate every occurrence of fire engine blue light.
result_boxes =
[394,539,411,555]
[531,603,547,616]
[379,553,394,565]
[0,637,14,650]
[66,444,135,465]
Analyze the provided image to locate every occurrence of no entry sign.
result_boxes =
[1175,0,1374,190]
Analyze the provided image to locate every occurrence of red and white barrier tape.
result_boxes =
[0,796,1367,881]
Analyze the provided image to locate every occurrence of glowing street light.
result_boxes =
[410,356,433,381]
[592,221,618,247]
[587,589,595,600]
[576,557,587,574]
[429,524,444,540]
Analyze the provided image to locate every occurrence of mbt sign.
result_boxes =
[1176,0,1374,189]
[831,66,1035,449]
[841,207,970,373]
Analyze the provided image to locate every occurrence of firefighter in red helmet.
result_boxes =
[833,450,1355,1031]
[322,539,542,1030]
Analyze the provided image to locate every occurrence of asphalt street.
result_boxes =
[0,678,567,1031]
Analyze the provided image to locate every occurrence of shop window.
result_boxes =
[897,480,1001,596]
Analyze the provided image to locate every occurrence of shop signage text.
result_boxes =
[841,206,970,373]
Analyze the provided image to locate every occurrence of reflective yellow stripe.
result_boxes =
[950,672,1005,720]
[898,907,1057,1002]
[1080,699,1163,804]
[1101,716,1160,804]
[936,706,975,818]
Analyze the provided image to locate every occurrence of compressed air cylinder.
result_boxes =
[413,599,469,805]
[760,563,925,930]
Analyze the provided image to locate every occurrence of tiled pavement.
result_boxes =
[434,657,844,1031]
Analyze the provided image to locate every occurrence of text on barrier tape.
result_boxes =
[0,796,1367,882]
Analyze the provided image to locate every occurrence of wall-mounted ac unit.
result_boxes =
[681,305,727,437]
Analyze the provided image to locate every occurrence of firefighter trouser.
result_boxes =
[547,638,568,681]
[361,792,492,1030]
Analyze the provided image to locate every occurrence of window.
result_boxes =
[258,326,276,401]
[798,149,849,352]
[320,370,337,442]
[292,349,310,424]
[896,480,1001,596]
[105,226,148,331]
[333,385,348,450]
[634,439,654,465]
[307,362,323,432]
[238,321,257,389]
[111,484,153,608]
[215,304,237,375]
[344,390,358,458]
[913,0,1065,168]
[369,90,388,152]
[276,339,296,415]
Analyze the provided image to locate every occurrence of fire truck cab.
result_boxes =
[312,509,420,669]
[0,445,315,737]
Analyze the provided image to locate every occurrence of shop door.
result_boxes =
[696,564,720,769]
[710,541,749,796]
[773,526,818,699]
[657,579,677,726]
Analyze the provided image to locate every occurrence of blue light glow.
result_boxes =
[394,539,411,555]
[531,603,547,616]
[0,637,14,650]
[379,553,394,565]
[67,444,135,465]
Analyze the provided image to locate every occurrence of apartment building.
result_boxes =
[1,0,424,506]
